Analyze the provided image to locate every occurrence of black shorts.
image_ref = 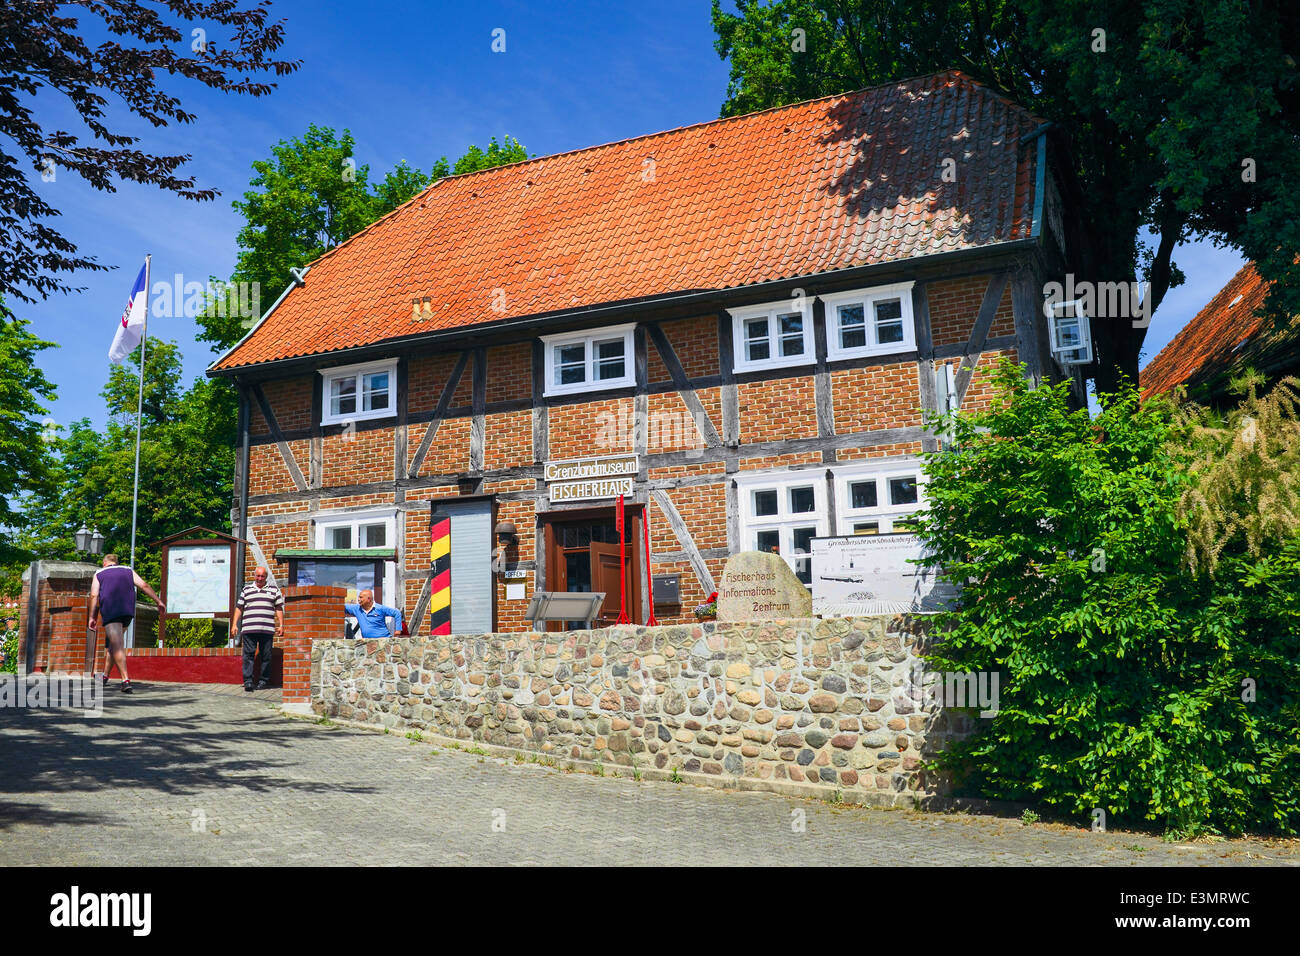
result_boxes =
[103,615,133,647]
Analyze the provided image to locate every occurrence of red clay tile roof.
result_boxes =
[1140,262,1300,399]
[213,70,1044,371]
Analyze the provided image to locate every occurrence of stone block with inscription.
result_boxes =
[716,551,812,621]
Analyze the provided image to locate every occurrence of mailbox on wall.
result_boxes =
[652,573,681,607]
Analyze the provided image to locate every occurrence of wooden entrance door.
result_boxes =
[545,508,641,628]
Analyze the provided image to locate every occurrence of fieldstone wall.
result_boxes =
[311,616,975,803]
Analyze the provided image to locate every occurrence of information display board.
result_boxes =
[165,544,233,615]
[811,533,958,616]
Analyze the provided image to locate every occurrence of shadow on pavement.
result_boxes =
[0,683,380,815]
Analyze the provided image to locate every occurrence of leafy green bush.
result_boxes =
[916,360,1299,835]
[1,626,17,674]
[162,617,228,648]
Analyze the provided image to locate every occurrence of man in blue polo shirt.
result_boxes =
[344,589,403,638]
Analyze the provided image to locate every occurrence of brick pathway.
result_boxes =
[1,682,1296,866]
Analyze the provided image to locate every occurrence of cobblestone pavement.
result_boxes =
[2,682,1297,866]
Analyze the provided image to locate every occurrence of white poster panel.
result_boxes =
[166,544,232,615]
[811,533,957,616]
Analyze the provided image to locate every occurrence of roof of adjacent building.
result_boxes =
[1140,262,1300,400]
[212,70,1045,372]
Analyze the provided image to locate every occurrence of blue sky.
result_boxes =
[21,0,1243,431]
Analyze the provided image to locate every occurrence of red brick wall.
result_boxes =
[929,275,989,347]
[989,283,1016,338]
[281,585,348,704]
[409,353,464,414]
[831,362,923,433]
[653,315,720,380]
[483,409,533,469]
[322,428,394,487]
[838,440,925,461]
[961,348,1019,412]
[646,391,716,454]
[928,274,1014,346]
[739,451,823,470]
[17,573,92,673]
[738,377,818,443]
[257,376,314,433]
[409,417,473,477]
[485,342,532,404]
[249,444,299,496]
[245,520,310,585]
[550,397,633,458]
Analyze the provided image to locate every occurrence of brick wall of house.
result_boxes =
[550,397,634,458]
[831,361,923,433]
[258,375,314,432]
[737,376,818,443]
[485,342,532,404]
[409,353,464,413]
[962,348,1019,410]
[482,409,533,470]
[409,417,473,477]
[322,428,394,487]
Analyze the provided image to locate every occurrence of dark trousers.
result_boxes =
[241,631,274,686]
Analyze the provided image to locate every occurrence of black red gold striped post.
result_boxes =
[428,511,451,635]
[615,494,629,624]
[644,504,657,626]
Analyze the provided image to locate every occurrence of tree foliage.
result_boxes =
[0,314,58,567]
[0,0,298,314]
[915,360,1300,834]
[13,340,234,584]
[1174,376,1300,574]
[711,0,1300,392]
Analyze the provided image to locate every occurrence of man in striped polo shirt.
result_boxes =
[232,566,283,691]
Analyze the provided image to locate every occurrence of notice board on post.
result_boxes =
[153,527,241,646]
[810,533,958,616]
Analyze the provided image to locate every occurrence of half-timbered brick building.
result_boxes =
[209,71,1082,633]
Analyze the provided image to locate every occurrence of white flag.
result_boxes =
[109,262,149,364]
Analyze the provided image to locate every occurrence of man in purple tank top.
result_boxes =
[88,554,165,693]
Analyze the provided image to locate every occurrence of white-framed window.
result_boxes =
[1047,299,1093,365]
[727,298,816,373]
[833,460,926,536]
[821,282,916,360]
[735,472,828,585]
[541,324,636,396]
[315,510,397,552]
[314,509,399,607]
[319,358,398,426]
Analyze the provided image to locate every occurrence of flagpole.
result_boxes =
[127,253,150,648]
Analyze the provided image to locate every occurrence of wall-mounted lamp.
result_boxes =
[492,521,518,574]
